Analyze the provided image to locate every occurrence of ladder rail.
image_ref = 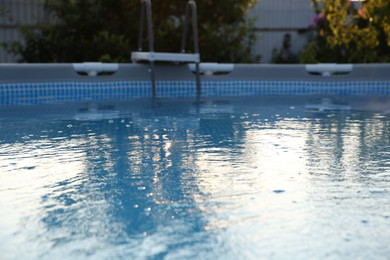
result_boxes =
[137,0,154,53]
[134,0,201,97]
[181,0,199,54]
[181,0,201,95]
[137,0,156,96]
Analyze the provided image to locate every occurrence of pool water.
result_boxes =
[1,96,390,259]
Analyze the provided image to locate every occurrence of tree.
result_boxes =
[300,0,390,63]
[4,0,259,63]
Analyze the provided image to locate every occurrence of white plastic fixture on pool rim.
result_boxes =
[305,63,353,77]
[73,62,119,76]
[188,62,235,75]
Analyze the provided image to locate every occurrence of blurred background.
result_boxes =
[0,0,389,63]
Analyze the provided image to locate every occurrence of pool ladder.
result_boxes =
[131,0,201,97]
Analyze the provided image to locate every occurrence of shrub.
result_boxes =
[300,0,390,63]
[4,0,259,63]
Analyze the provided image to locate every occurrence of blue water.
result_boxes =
[1,97,390,259]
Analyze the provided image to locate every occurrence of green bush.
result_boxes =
[300,0,390,63]
[4,0,259,63]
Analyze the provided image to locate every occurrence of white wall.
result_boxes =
[249,0,315,63]
[0,0,46,62]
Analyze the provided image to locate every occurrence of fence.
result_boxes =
[0,0,46,62]
[0,0,315,63]
[249,0,315,62]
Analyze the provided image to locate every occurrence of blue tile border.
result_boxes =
[1,80,390,106]
[203,80,390,96]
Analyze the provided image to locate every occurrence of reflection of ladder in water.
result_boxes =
[131,0,201,97]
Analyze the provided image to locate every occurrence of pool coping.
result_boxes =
[1,63,390,106]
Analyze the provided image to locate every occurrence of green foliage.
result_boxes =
[299,42,318,64]
[4,0,259,63]
[300,0,390,63]
[271,33,298,64]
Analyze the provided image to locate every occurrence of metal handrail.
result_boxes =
[137,0,156,96]
[181,0,201,94]
[181,0,199,54]
[137,0,153,53]
[136,0,201,97]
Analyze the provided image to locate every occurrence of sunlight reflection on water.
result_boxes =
[1,98,390,259]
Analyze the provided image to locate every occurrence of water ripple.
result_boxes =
[1,99,390,259]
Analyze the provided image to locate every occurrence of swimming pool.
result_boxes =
[1,63,390,259]
[1,95,390,259]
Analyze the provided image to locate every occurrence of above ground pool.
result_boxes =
[1,63,390,259]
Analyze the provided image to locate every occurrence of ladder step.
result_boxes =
[132,51,200,63]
